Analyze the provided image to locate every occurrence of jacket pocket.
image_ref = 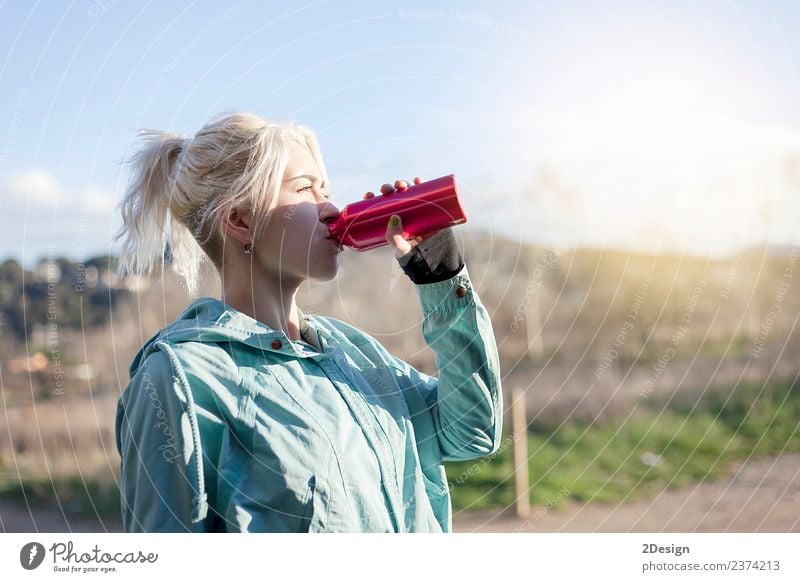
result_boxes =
[298,475,316,532]
[299,474,330,533]
[421,471,449,499]
[421,470,450,532]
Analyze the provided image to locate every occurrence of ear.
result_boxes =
[220,205,253,246]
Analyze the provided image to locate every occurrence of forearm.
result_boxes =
[413,263,504,461]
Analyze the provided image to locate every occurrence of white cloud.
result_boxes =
[5,168,62,208]
[79,186,118,216]
[1,168,120,266]
[497,74,800,255]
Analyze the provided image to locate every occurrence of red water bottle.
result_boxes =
[327,174,468,251]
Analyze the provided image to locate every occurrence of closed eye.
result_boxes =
[297,183,330,200]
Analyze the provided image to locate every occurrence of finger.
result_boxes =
[386,215,412,257]
[413,176,423,185]
[395,179,409,191]
[380,183,395,195]
[363,192,376,199]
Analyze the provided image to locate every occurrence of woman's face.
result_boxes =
[252,140,342,284]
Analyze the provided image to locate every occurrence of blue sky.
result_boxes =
[1,0,799,268]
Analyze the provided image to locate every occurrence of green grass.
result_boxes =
[446,377,800,512]
[0,474,121,519]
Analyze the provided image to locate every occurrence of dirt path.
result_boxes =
[2,453,798,532]
[453,453,800,532]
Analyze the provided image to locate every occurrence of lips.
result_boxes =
[326,235,344,252]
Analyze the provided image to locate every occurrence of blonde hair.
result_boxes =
[113,111,328,295]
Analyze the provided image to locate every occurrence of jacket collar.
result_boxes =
[149,296,333,359]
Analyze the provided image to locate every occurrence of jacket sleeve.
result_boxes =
[115,342,223,532]
[375,263,503,462]
[396,227,464,284]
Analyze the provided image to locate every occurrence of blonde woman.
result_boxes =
[113,112,503,532]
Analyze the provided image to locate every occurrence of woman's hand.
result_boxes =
[362,177,444,259]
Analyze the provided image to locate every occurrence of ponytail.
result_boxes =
[113,130,205,296]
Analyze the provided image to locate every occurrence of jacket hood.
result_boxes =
[128,296,326,378]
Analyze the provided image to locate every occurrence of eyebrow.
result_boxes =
[287,174,323,185]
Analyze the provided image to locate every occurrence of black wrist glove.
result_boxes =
[395,227,464,284]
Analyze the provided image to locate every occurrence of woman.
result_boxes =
[113,111,503,532]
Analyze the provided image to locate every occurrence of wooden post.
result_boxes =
[511,387,530,519]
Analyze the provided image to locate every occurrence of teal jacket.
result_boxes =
[115,263,503,532]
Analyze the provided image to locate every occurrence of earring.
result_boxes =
[243,242,253,255]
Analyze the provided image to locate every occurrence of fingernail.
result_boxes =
[389,215,400,227]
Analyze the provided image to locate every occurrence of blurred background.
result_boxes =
[0,0,798,532]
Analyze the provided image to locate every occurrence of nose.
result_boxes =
[318,199,340,226]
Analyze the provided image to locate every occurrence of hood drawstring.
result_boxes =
[153,339,209,524]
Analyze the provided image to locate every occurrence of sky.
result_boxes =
[1,0,799,268]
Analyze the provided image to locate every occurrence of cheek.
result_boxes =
[266,207,320,251]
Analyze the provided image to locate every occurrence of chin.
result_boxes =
[308,259,340,282]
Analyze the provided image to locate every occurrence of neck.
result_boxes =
[220,266,304,342]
